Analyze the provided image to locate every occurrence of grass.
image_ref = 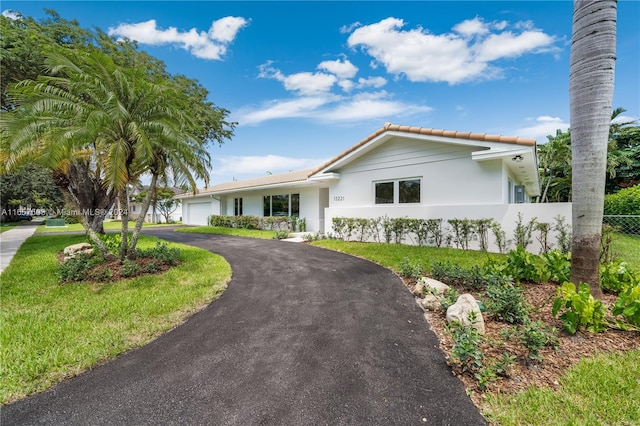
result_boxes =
[175,226,279,240]
[0,222,20,233]
[311,239,640,425]
[0,234,231,405]
[35,221,178,234]
[310,240,505,273]
[612,232,640,270]
[484,349,640,425]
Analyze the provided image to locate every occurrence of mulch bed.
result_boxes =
[402,278,640,407]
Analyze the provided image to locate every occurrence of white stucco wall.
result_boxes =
[328,138,505,208]
[324,202,572,254]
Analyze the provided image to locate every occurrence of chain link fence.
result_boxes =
[603,215,640,235]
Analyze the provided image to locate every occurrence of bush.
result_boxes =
[483,282,529,324]
[552,282,607,334]
[604,185,640,215]
[120,259,139,277]
[431,261,490,291]
[504,246,547,284]
[600,261,639,294]
[613,283,640,328]
[399,257,425,280]
[136,242,181,266]
[541,250,571,284]
[59,253,99,282]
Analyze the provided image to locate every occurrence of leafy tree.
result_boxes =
[569,0,617,297]
[135,187,181,223]
[0,164,65,219]
[2,11,235,259]
[537,130,572,203]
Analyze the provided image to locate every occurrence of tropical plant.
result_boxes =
[569,0,617,298]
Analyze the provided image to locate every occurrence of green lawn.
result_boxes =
[0,222,19,233]
[35,221,178,234]
[484,349,640,425]
[175,225,279,240]
[612,232,640,270]
[0,234,231,405]
[311,239,504,273]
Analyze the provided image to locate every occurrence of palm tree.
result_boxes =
[3,49,215,259]
[569,0,617,297]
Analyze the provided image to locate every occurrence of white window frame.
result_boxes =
[373,177,422,205]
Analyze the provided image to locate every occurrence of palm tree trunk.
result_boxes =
[569,0,617,298]
[128,174,158,259]
[118,188,129,260]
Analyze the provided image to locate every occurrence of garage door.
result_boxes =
[187,202,211,226]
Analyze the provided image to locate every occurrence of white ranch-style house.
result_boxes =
[178,123,570,252]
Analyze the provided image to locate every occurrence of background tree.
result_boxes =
[135,187,181,223]
[569,0,617,297]
[0,164,65,220]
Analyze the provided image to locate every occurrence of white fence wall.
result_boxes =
[324,202,572,254]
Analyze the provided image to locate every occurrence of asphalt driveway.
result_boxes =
[2,229,486,425]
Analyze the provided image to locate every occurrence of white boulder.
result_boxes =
[421,277,450,295]
[446,294,485,335]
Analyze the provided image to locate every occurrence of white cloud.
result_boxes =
[211,155,325,177]
[516,116,569,143]
[453,17,489,37]
[612,115,638,125]
[236,91,429,125]
[235,96,337,125]
[356,76,387,89]
[2,9,21,20]
[259,62,337,95]
[317,58,358,79]
[475,31,555,62]
[347,16,558,84]
[108,17,248,60]
[209,16,248,42]
[318,92,431,122]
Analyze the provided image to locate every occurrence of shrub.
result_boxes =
[554,215,572,254]
[59,253,98,283]
[399,257,425,280]
[440,287,460,311]
[136,242,181,266]
[613,283,640,328]
[513,213,537,250]
[517,319,559,362]
[273,230,290,240]
[541,250,571,284]
[600,261,639,294]
[604,185,640,215]
[431,261,489,291]
[483,282,529,324]
[552,282,607,334]
[504,246,547,284]
[120,259,139,277]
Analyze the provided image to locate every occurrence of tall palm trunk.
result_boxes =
[118,188,130,260]
[128,173,158,259]
[569,0,617,298]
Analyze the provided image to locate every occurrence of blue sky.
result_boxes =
[3,1,639,186]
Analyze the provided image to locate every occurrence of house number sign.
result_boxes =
[333,196,345,201]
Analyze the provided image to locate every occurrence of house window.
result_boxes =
[399,179,421,203]
[375,182,394,204]
[263,194,300,216]
[375,179,421,204]
[234,198,243,216]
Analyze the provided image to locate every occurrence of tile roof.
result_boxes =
[308,122,537,176]
[190,122,537,196]
[197,168,315,194]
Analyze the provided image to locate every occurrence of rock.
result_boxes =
[63,242,93,261]
[413,282,425,297]
[421,277,450,295]
[446,294,485,334]
[418,294,441,311]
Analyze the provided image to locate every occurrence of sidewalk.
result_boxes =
[0,219,43,274]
